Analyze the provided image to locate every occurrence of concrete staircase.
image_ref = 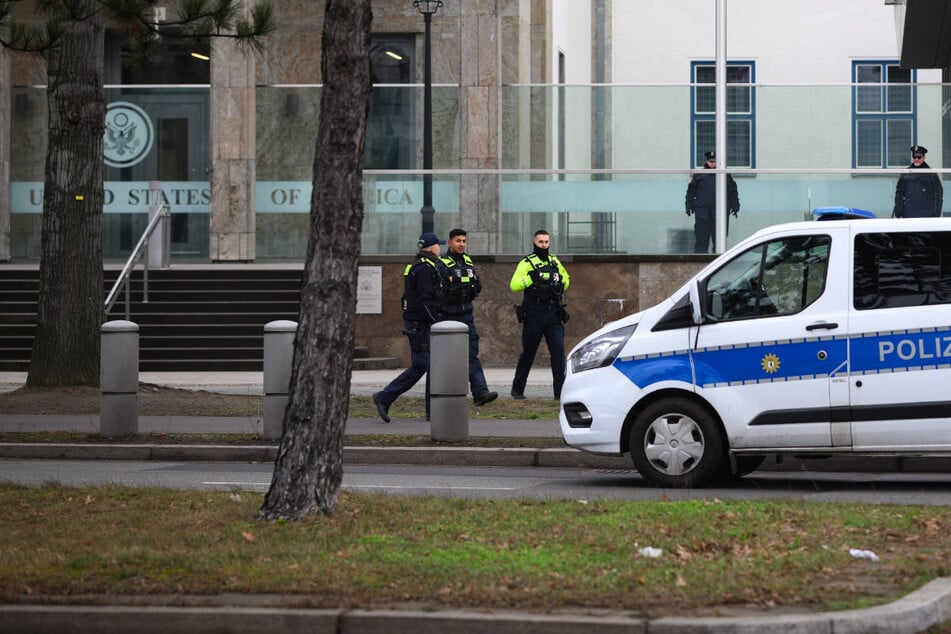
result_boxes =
[0,266,401,372]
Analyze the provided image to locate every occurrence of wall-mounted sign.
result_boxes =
[356,266,382,314]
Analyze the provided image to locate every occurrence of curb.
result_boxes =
[4,443,951,475]
[0,577,948,634]
[0,443,632,469]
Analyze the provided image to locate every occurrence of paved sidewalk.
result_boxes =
[0,366,618,468]
[0,367,558,398]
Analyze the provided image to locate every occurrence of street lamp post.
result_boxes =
[414,0,442,234]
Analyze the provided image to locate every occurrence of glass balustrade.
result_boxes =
[8,83,951,260]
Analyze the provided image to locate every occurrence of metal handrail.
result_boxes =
[104,203,171,319]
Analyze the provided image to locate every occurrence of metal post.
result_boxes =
[100,320,139,437]
[715,0,728,254]
[263,320,297,440]
[420,9,435,234]
[147,181,167,270]
[429,320,469,441]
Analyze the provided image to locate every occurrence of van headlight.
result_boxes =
[569,324,637,373]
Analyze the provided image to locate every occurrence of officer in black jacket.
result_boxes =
[440,228,498,406]
[894,145,943,218]
[373,232,446,423]
[685,151,740,253]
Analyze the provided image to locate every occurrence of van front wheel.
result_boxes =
[629,398,724,488]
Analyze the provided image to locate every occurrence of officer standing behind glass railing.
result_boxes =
[894,145,943,218]
[685,150,740,253]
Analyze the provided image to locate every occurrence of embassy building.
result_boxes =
[2,0,947,264]
[1,1,950,366]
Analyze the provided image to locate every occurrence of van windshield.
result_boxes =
[703,235,831,321]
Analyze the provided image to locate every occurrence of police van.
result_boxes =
[560,209,951,487]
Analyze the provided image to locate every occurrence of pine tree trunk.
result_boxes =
[27,2,105,388]
[260,0,372,520]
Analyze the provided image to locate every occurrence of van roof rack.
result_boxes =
[812,207,876,220]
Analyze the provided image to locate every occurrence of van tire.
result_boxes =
[629,397,724,488]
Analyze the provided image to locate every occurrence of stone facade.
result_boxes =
[209,1,257,262]
[356,254,709,367]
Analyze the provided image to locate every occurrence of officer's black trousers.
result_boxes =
[512,301,565,399]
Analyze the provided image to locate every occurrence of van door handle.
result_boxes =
[805,322,838,331]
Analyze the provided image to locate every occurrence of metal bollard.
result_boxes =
[429,320,469,441]
[263,320,297,440]
[100,320,139,437]
[146,180,169,270]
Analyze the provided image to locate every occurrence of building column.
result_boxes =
[457,3,502,255]
[0,46,10,262]
[209,21,256,262]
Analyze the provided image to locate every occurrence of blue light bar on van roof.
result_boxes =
[812,207,876,220]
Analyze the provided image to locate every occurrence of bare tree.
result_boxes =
[260,0,372,520]
[0,0,272,387]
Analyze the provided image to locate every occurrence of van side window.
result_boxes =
[703,235,831,321]
[854,232,951,309]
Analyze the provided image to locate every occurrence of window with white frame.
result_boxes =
[691,61,755,168]
[853,61,915,168]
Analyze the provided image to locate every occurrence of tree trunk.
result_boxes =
[27,1,105,388]
[260,0,372,520]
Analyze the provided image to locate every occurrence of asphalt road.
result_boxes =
[4,459,951,505]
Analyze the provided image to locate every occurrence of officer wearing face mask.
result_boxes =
[509,229,571,401]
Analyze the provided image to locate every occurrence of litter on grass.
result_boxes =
[849,548,880,562]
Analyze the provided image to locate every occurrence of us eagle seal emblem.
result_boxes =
[104,102,154,168]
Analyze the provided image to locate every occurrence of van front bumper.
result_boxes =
[558,365,639,455]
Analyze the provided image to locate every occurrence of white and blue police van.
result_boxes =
[560,208,951,487]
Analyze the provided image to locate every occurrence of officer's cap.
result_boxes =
[704,151,716,161]
[911,145,928,157]
[417,232,446,248]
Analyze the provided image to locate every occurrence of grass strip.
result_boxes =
[2,483,949,618]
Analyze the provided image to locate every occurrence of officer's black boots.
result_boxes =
[372,392,391,423]
[474,391,499,406]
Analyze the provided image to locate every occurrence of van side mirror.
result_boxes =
[689,281,703,324]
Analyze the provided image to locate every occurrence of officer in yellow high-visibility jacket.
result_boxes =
[509,229,570,400]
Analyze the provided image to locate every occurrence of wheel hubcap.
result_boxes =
[644,413,705,476]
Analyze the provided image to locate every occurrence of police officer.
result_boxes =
[373,232,446,423]
[685,150,740,253]
[510,229,570,400]
[440,228,499,406]
[894,145,943,218]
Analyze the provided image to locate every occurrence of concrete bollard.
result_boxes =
[100,320,139,437]
[429,320,469,441]
[263,320,297,441]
